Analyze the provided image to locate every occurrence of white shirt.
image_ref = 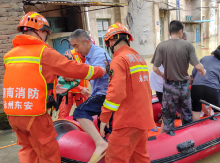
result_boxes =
[150,65,164,93]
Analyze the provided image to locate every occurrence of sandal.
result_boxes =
[88,151,106,163]
[150,127,158,132]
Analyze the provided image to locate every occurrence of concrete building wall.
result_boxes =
[0,0,24,113]
[191,0,201,21]
[204,1,210,38]
[128,1,158,56]
[154,4,160,46]
[163,11,170,41]
[185,0,192,16]
[210,1,217,36]
[180,0,186,21]
[86,0,128,46]
[215,8,218,36]
[160,10,169,41]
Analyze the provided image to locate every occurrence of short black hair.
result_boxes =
[213,46,220,60]
[169,20,184,35]
[69,29,91,42]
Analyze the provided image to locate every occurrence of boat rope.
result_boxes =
[0,143,17,149]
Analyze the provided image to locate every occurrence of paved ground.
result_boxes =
[0,108,75,163]
[0,130,20,163]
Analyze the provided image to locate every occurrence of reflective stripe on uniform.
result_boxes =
[103,99,120,111]
[129,65,148,74]
[4,56,40,65]
[85,66,94,80]
[74,55,81,63]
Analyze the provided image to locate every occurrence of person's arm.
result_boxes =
[100,57,127,123]
[151,45,163,67]
[195,63,206,76]
[188,44,206,76]
[192,67,197,78]
[153,66,164,79]
[41,48,105,80]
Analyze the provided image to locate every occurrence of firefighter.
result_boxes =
[99,22,156,163]
[3,11,105,163]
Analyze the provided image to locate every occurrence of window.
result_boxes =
[46,17,66,33]
[97,19,112,57]
[185,16,192,22]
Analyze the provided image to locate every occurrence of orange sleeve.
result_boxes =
[74,85,84,92]
[100,57,127,123]
[41,47,103,80]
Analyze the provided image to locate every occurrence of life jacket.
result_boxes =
[69,49,88,93]
[3,38,50,116]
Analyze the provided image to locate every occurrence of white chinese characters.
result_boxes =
[3,87,39,111]
[24,101,33,110]
[15,87,25,99]
[126,54,145,63]
[15,101,22,109]
[7,87,14,98]
[28,88,39,99]
[139,75,149,82]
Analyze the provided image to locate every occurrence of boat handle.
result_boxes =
[200,99,220,111]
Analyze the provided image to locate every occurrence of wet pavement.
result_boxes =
[0,36,219,163]
[0,130,20,163]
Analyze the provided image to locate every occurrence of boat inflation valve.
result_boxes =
[176,140,195,152]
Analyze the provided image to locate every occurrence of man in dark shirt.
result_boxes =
[151,20,206,133]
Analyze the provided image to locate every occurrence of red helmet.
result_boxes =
[89,36,95,45]
[104,22,133,47]
[17,12,51,34]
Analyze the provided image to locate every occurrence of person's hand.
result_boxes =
[100,122,109,137]
[188,76,194,85]
[55,84,68,94]
[101,67,107,76]
[176,112,181,118]
[63,77,75,81]
[65,51,73,60]
[81,87,91,98]
[200,69,206,76]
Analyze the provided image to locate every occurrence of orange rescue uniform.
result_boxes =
[58,49,89,118]
[100,45,156,163]
[3,34,103,163]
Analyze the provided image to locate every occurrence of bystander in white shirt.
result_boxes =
[150,65,164,93]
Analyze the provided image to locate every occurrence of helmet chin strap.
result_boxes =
[22,27,48,42]
[110,37,130,54]
[33,30,48,42]
[33,30,43,41]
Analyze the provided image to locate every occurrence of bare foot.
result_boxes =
[94,140,108,155]
[88,141,108,163]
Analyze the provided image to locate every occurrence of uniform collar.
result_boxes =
[85,44,95,60]
[113,45,129,58]
[12,34,49,48]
